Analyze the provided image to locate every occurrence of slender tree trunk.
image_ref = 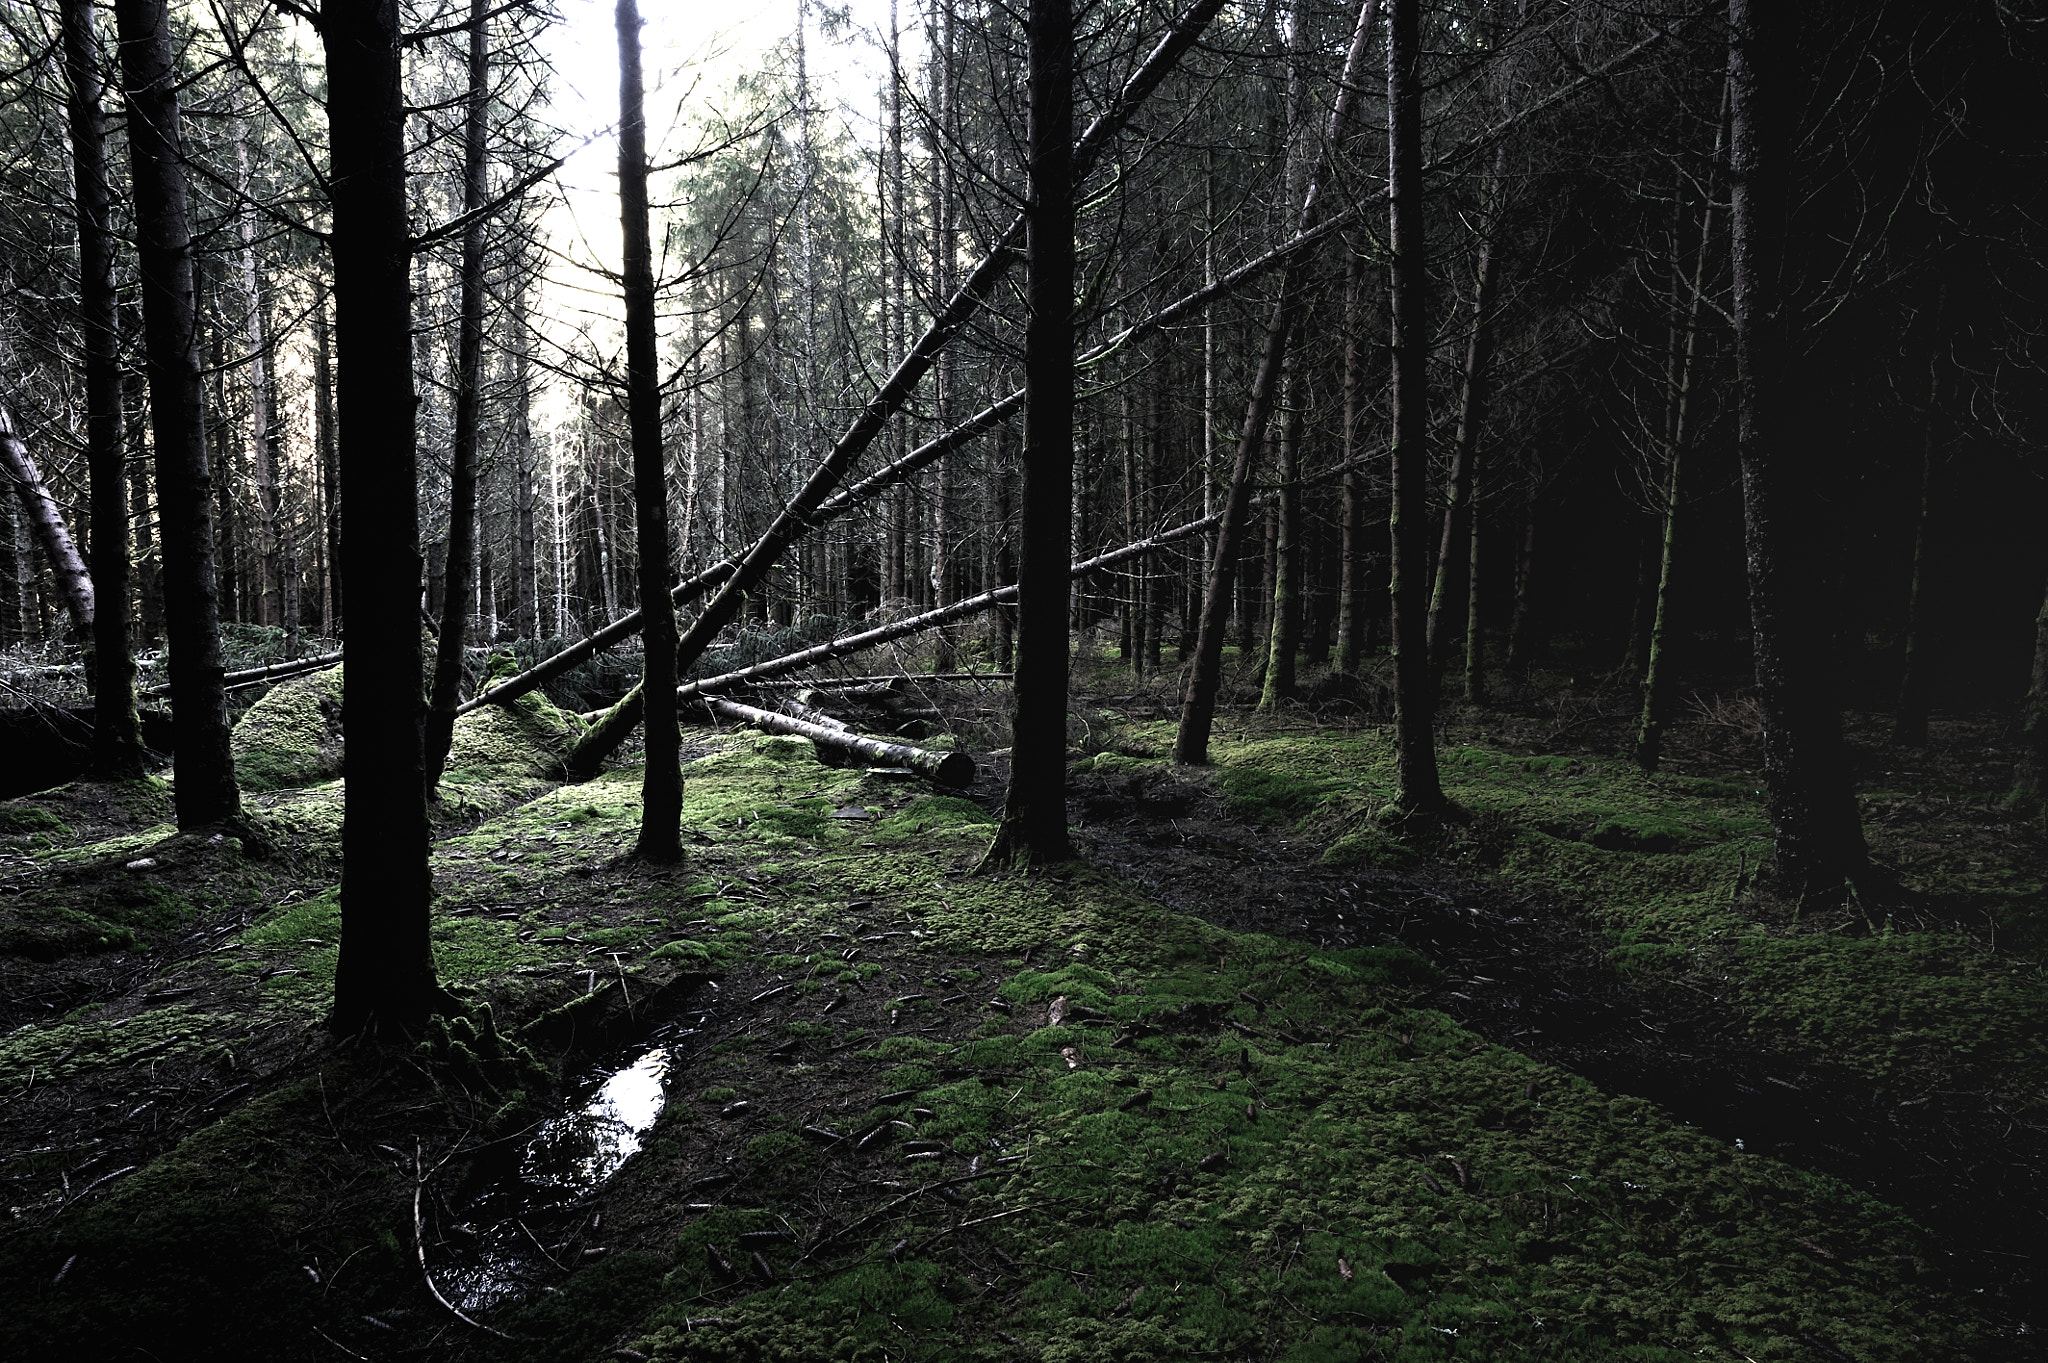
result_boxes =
[1506,499,1536,667]
[1893,335,1942,747]
[1176,0,1382,764]
[314,286,340,631]
[1636,104,1725,770]
[1335,251,1366,674]
[1387,0,1443,811]
[1258,365,1304,709]
[125,362,164,645]
[235,122,280,628]
[1727,0,1871,899]
[2011,572,2048,822]
[114,0,237,827]
[0,410,94,642]
[425,0,492,788]
[1425,157,1504,682]
[982,0,1076,868]
[325,0,442,1034]
[60,0,142,775]
[514,294,539,639]
[615,0,683,861]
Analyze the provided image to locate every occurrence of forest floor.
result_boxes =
[0,656,2042,1362]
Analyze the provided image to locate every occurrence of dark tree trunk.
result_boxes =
[324,0,442,1034]
[1426,155,1505,694]
[114,0,238,827]
[1892,343,1942,747]
[1727,0,1871,898]
[1387,0,1443,811]
[1335,251,1367,674]
[982,0,1076,867]
[617,0,683,862]
[1175,0,1380,765]
[1258,366,1304,710]
[314,286,340,630]
[61,0,143,777]
[1506,499,1536,667]
[425,0,492,788]
[2012,572,2048,822]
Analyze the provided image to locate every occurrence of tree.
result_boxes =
[424,0,493,788]
[981,0,1076,869]
[1385,0,1443,813]
[114,0,239,829]
[1726,0,1872,899]
[325,0,442,1034]
[616,0,683,863]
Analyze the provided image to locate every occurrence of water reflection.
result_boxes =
[523,1048,670,1190]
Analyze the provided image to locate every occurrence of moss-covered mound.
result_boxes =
[230,666,344,792]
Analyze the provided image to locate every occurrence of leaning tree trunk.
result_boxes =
[325,0,443,1034]
[617,0,683,862]
[981,0,1076,868]
[1387,0,1444,812]
[425,0,492,789]
[1727,0,1872,899]
[113,0,238,828]
[0,409,94,643]
[1175,0,1382,765]
[60,0,142,777]
[1425,150,1505,693]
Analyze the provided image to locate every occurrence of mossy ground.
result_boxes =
[0,681,2036,1361]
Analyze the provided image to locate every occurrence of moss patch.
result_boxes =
[230,666,344,792]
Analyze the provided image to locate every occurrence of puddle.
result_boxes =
[437,1032,689,1314]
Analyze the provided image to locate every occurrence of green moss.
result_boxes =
[1320,828,1416,870]
[1214,764,1341,824]
[0,802,69,836]
[230,666,344,791]
[0,1003,216,1085]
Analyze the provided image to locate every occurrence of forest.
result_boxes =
[1,0,2045,1357]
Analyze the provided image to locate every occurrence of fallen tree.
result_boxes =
[142,649,342,698]
[702,696,974,787]
[0,401,94,639]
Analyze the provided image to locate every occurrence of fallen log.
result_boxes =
[703,697,974,788]
[668,514,1217,709]
[143,649,342,698]
[0,403,94,637]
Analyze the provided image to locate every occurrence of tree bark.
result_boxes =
[1257,364,1304,710]
[114,0,238,828]
[982,0,1077,867]
[60,0,143,777]
[1175,0,1382,765]
[616,0,683,862]
[2012,572,2048,822]
[324,0,442,1034]
[704,697,972,786]
[0,411,94,642]
[425,0,493,789]
[235,122,281,628]
[1335,251,1367,674]
[124,359,164,646]
[314,285,340,631]
[1425,156,1505,693]
[1727,0,1871,899]
[1387,0,1444,812]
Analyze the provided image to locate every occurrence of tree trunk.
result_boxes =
[1176,0,1382,765]
[125,362,164,646]
[235,122,280,628]
[1257,365,1304,710]
[113,0,237,827]
[1387,0,1443,812]
[1335,251,1367,674]
[0,410,94,643]
[514,294,539,640]
[1506,499,1536,667]
[314,285,340,631]
[1426,157,1504,686]
[62,0,142,776]
[2011,572,2048,822]
[617,0,683,862]
[706,697,972,786]
[425,0,492,789]
[324,0,442,1034]
[1727,0,1871,899]
[1892,337,1942,747]
[982,0,1077,868]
